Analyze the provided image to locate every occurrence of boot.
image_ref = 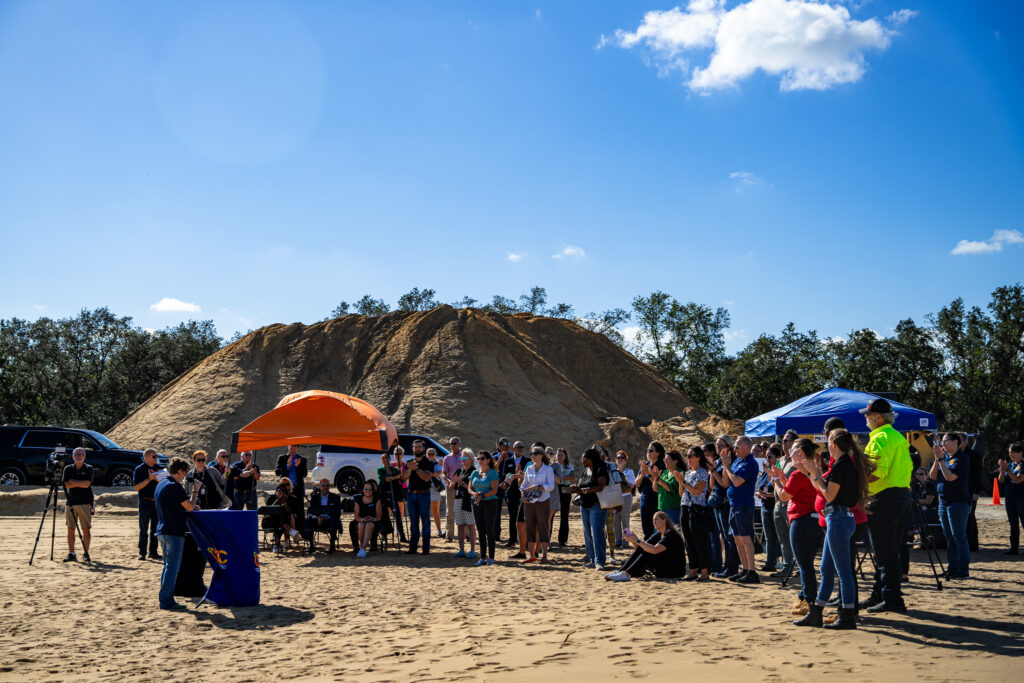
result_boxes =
[791,599,809,616]
[793,603,823,627]
[824,607,857,630]
[858,592,882,610]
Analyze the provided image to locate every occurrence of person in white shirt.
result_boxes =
[613,451,637,548]
[520,447,555,563]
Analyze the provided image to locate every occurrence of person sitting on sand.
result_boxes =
[604,511,685,582]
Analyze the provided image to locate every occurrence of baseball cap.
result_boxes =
[859,398,892,415]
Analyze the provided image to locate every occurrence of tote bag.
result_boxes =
[596,467,624,509]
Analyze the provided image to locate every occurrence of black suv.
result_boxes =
[0,425,167,487]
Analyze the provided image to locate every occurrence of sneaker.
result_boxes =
[759,564,776,572]
[272,544,281,554]
[290,528,300,540]
[510,552,527,560]
[454,550,466,558]
[770,567,789,578]
[610,571,631,582]
[486,558,495,565]
[605,571,623,580]
[138,554,146,561]
[474,558,487,567]
[736,571,759,584]
[594,563,605,571]
[865,601,908,614]
[713,569,732,578]
[356,549,367,558]
[582,560,595,568]
[82,552,91,562]
[466,551,478,559]
[727,571,746,582]
[149,553,162,560]
[63,553,77,563]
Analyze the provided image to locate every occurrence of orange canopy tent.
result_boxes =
[229,390,398,453]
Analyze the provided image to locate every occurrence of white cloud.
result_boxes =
[605,0,914,92]
[33,303,47,312]
[143,328,156,335]
[507,251,526,263]
[535,9,543,20]
[730,170,762,186]
[150,297,201,313]
[552,245,586,260]
[950,229,1024,256]
[724,328,748,343]
[723,299,735,307]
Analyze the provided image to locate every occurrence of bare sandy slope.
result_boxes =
[0,503,1020,682]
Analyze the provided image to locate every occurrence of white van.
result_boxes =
[311,434,451,496]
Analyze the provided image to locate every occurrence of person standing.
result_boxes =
[62,447,94,563]
[680,447,712,581]
[930,433,972,579]
[636,441,666,541]
[155,458,196,610]
[720,436,760,584]
[493,437,512,542]
[613,451,637,548]
[133,447,164,561]
[655,451,684,527]
[470,451,501,566]
[709,437,740,578]
[756,444,782,572]
[185,450,221,510]
[425,447,445,538]
[228,451,261,510]
[958,433,983,553]
[275,445,307,518]
[771,430,799,577]
[402,442,436,554]
[208,450,231,507]
[521,447,555,563]
[998,444,1024,555]
[500,441,527,549]
[378,451,408,543]
[572,448,610,570]
[442,437,463,543]
[775,439,824,623]
[859,398,913,614]
[450,450,478,560]
[555,448,575,546]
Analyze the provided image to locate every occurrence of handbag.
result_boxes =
[596,466,624,510]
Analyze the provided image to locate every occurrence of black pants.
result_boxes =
[790,514,823,602]
[558,489,572,544]
[680,505,713,572]
[621,538,683,579]
[138,500,158,556]
[474,499,499,559]
[867,487,911,605]
[305,516,338,549]
[1006,496,1024,550]
[966,497,979,552]
[506,489,522,543]
[640,500,657,541]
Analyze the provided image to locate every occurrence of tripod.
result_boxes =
[908,501,944,590]
[29,454,88,565]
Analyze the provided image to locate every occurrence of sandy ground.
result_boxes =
[0,493,1021,682]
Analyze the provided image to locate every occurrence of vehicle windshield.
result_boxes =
[87,431,121,450]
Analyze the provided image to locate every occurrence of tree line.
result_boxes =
[2,284,1021,468]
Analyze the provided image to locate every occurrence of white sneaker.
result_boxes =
[356,548,367,558]
[594,564,605,571]
[289,528,300,540]
[611,571,631,582]
[272,544,281,554]
[605,571,624,581]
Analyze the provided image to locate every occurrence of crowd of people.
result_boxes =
[59,398,1021,616]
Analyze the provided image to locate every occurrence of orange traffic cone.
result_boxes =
[990,477,1002,506]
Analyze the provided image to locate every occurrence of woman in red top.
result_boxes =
[771,438,822,624]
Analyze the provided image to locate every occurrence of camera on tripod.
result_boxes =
[44,446,69,483]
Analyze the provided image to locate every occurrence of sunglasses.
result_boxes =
[194,458,206,462]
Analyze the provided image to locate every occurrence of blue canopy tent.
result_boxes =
[744,387,936,438]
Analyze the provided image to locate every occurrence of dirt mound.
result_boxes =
[110,307,734,466]
[594,407,746,467]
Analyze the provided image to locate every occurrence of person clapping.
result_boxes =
[605,511,686,582]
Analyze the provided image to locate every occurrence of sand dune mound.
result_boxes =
[110,307,729,462]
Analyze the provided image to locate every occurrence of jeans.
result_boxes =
[474,499,499,559]
[157,534,185,609]
[662,506,681,527]
[774,501,794,567]
[816,509,857,608]
[760,503,780,569]
[867,487,911,604]
[713,503,738,573]
[790,515,822,602]
[680,505,713,571]
[558,489,572,544]
[938,500,971,577]
[1007,496,1024,551]
[407,491,431,552]
[231,489,257,511]
[138,500,158,556]
[581,505,607,565]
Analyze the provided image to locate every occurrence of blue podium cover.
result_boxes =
[187,510,261,606]
[744,387,936,438]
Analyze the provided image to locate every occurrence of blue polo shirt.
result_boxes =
[155,478,189,537]
[133,462,163,502]
[726,455,758,508]
[1007,461,1024,498]
[936,451,970,504]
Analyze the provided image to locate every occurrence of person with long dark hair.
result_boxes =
[555,448,575,546]
[709,436,739,578]
[605,511,686,581]
[571,448,610,570]
[930,433,972,579]
[656,451,685,527]
[636,441,666,540]
[680,446,712,581]
[470,451,500,566]
[800,429,874,629]
[773,438,821,624]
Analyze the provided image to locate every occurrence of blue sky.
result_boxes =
[1,0,1021,351]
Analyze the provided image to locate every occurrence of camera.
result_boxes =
[44,446,68,483]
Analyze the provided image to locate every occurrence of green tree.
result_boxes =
[353,295,390,316]
[329,300,350,318]
[482,295,519,314]
[575,308,630,346]
[396,287,440,312]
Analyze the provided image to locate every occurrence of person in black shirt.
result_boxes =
[800,429,873,629]
[499,440,527,549]
[998,444,1024,555]
[960,433,983,552]
[275,445,308,517]
[228,451,261,510]
[155,458,197,610]
[571,448,610,569]
[62,448,95,562]
[605,511,685,581]
[133,447,164,561]
[185,450,223,511]
[402,445,436,554]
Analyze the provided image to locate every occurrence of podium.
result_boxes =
[187,510,261,607]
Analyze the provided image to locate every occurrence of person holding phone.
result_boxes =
[605,511,685,582]
[470,451,501,566]
[521,447,555,563]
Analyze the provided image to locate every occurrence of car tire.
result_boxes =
[335,468,365,497]
[0,467,27,486]
[108,468,133,487]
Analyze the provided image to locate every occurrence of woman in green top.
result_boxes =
[656,451,685,527]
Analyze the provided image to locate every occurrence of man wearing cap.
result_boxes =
[859,398,913,613]
[442,438,463,542]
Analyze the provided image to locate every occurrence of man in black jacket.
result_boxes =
[306,479,342,553]
[276,445,308,518]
